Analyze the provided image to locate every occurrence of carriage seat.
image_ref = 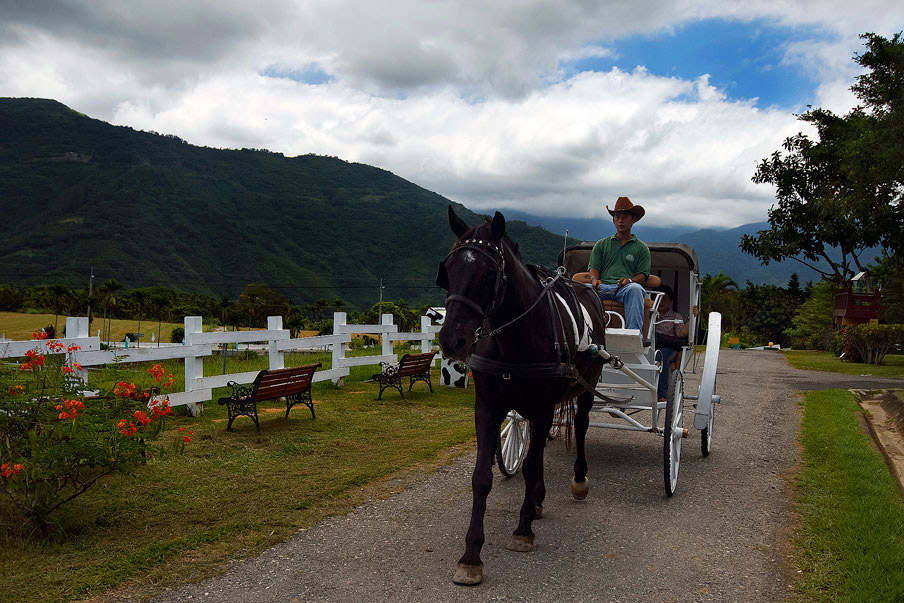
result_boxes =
[570,272,660,337]
[603,299,653,337]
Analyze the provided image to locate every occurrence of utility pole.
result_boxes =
[86,267,94,322]
[378,278,384,318]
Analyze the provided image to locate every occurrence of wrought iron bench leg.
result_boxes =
[286,391,315,419]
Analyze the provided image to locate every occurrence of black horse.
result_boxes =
[436,206,607,585]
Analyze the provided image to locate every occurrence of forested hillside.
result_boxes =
[0,98,564,310]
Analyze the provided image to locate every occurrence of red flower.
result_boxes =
[148,364,166,381]
[12,464,24,474]
[0,464,11,479]
[67,344,81,352]
[183,436,191,443]
[32,355,45,366]
[72,362,82,371]
[61,365,74,374]
[8,385,24,396]
[19,362,33,371]
[59,411,70,420]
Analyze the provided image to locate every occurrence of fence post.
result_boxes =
[65,316,91,383]
[420,315,432,355]
[332,312,347,385]
[183,316,204,417]
[381,314,394,358]
[268,316,285,370]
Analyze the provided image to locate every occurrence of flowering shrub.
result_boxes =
[0,339,183,537]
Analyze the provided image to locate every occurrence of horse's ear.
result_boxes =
[435,260,449,290]
[448,205,469,238]
[490,211,506,243]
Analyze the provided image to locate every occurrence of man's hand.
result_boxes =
[616,277,631,288]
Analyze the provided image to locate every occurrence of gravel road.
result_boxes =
[150,349,903,603]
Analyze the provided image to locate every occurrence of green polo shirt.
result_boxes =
[588,234,651,284]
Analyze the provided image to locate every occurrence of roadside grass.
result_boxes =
[0,311,183,343]
[794,389,904,602]
[0,352,476,603]
[784,350,904,379]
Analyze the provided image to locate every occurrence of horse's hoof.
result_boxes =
[535,504,543,519]
[507,534,535,552]
[453,563,483,585]
[571,475,590,500]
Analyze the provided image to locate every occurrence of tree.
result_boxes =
[787,280,836,349]
[98,279,122,343]
[742,32,904,281]
[740,282,799,346]
[700,272,739,332]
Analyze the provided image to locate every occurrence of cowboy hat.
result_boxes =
[606,196,645,221]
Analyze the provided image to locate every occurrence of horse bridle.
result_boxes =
[440,238,507,327]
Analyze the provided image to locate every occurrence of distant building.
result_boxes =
[834,272,882,326]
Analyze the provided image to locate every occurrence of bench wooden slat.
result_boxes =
[218,363,321,432]
[372,351,437,400]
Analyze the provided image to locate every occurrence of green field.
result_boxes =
[0,311,184,344]
[0,357,476,603]
[794,389,904,601]
[783,349,904,379]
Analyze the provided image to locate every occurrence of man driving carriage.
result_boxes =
[586,196,651,331]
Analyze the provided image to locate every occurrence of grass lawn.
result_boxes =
[0,356,477,603]
[794,389,904,601]
[784,349,904,379]
[0,311,184,344]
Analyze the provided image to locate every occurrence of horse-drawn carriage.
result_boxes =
[496,240,721,496]
[436,207,721,585]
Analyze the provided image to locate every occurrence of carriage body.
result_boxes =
[558,241,701,406]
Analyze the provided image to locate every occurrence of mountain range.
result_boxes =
[0,98,827,312]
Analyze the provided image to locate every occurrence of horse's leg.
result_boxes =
[453,395,504,586]
[571,391,593,500]
[508,409,552,552]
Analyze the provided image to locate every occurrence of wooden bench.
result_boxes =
[217,363,321,432]
[372,351,437,400]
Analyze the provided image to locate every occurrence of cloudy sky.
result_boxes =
[2,1,902,228]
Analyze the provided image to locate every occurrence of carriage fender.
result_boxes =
[554,292,592,352]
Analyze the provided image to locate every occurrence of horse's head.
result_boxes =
[435,206,507,361]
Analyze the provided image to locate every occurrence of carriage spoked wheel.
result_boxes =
[497,410,530,476]
[663,371,684,496]
[696,312,721,458]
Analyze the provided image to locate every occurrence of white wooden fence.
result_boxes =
[1,312,442,414]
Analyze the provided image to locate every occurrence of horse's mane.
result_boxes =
[452,216,523,263]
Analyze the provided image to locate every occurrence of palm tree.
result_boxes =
[148,293,170,347]
[48,284,70,335]
[133,290,148,347]
[700,272,740,332]
[98,279,122,343]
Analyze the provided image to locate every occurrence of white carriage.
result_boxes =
[496,241,722,496]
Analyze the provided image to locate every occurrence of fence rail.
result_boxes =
[1,313,441,414]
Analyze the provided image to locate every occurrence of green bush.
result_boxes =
[845,324,904,364]
[0,339,178,537]
[170,327,184,343]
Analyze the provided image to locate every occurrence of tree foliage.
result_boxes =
[742,32,904,281]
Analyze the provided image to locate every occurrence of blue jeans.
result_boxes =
[595,282,646,331]
[657,346,678,399]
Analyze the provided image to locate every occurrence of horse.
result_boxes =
[436,206,607,585]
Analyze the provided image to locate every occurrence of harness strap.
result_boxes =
[445,293,486,316]
[468,354,577,379]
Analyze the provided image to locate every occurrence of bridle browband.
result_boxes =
[442,237,507,324]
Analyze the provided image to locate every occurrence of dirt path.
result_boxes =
[148,350,902,603]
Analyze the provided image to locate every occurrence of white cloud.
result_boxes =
[1,0,902,229]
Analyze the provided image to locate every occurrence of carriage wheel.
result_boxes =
[695,312,721,457]
[496,410,530,476]
[663,371,684,496]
